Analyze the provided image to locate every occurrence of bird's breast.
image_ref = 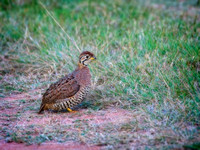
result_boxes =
[75,68,91,86]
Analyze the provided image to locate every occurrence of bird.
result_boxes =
[38,51,96,114]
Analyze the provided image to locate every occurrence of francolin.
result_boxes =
[38,51,96,114]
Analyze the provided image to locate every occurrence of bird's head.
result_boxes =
[79,51,96,66]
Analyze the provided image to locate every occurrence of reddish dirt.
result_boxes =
[0,91,134,149]
[0,141,100,150]
[16,108,133,127]
[1,89,41,101]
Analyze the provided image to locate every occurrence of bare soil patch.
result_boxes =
[0,91,135,149]
[0,141,100,150]
[1,91,199,149]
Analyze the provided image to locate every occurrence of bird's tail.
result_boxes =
[38,104,45,114]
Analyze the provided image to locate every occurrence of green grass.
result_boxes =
[0,0,200,148]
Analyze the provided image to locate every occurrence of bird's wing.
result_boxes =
[42,73,80,104]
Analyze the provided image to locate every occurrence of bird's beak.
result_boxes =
[90,56,96,60]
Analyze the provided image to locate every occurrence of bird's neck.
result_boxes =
[77,63,87,69]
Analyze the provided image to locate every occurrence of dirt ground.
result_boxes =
[0,90,199,149]
[0,91,136,149]
[0,141,100,150]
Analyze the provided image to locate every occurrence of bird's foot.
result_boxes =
[67,108,77,113]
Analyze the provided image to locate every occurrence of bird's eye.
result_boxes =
[86,56,89,59]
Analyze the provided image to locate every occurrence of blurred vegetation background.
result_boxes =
[0,0,199,147]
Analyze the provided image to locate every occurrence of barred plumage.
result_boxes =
[52,86,91,111]
[38,51,96,114]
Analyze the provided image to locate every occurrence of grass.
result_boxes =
[0,0,200,149]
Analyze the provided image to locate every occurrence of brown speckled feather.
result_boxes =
[38,51,95,114]
[42,74,80,104]
[38,67,91,113]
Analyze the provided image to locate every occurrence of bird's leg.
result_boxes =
[67,108,77,113]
